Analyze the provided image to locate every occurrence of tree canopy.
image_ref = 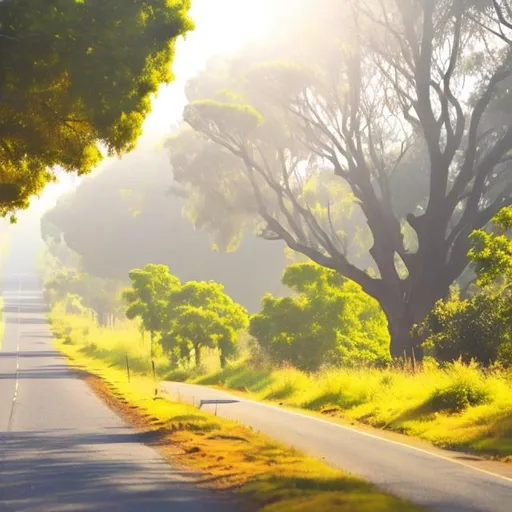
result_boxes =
[0,0,192,218]
[41,148,288,311]
[123,264,181,355]
[169,0,512,358]
[162,280,249,366]
[250,262,389,371]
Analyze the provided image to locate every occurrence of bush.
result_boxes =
[427,363,491,413]
[424,286,512,366]
[250,263,390,371]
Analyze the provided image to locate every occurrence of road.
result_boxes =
[161,381,512,512]
[0,275,237,512]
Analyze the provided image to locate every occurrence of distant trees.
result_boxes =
[44,270,124,327]
[123,264,181,357]
[163,281,249,366]
[41,149,287,312]
[250,263,389,371]
[0,0,192,218]
[170,0,512,359]
[122,264,248,367]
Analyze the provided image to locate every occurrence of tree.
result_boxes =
[162,281,248,366]
[40,147,288,312]
[250,263,389,371]
[469,206,512,287]
[171,0,512,358]
[45,269,123,326]
[122,264,181,357]
[425,207,512,365]
[0,0,192,218]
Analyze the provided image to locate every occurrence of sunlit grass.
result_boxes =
[50,305,512,460]
[49,303,173,375]
[188,360,512,459]
[51,309,422,512]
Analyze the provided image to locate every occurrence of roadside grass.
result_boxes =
[0,298,3,348]
[49,305,512,461]
[51,310,422,512]
[50,303,173,375]
[183,360,512,460]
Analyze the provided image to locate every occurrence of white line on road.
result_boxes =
[7,275,21,432]
[167,383,512,485]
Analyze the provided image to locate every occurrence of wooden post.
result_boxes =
[152,360,157,398]
[125,354,131,383]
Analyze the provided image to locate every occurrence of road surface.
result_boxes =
[161,381,512,512]
[0,275,237,512]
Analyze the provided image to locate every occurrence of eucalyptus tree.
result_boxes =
[169,0,512,358]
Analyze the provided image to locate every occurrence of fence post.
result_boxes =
[152,360,158,398]
[125,354,131,383]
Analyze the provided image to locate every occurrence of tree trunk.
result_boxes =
[381,293,431,361]
[387,312,424,361]
[194,343,201,367]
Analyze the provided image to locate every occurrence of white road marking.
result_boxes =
[168,382,512,485]
[8,275,21,432]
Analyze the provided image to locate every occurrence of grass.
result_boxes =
[0,298,4,348]
[51,308,422,512]
[180,359,512,460]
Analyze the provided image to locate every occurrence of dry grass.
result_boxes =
[52,310,422,512]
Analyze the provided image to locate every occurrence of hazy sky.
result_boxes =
[143,0,273,139]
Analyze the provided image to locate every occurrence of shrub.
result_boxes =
[427,363,491,413]
[250,263,390,371]
[424,286,512,366]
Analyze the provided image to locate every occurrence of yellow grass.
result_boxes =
[51,309,422,512]
[190,361,512,460]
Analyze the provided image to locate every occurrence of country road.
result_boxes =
[161,381,512,512]
[0,275,237,512]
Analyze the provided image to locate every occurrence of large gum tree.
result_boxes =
[169,0,512,358]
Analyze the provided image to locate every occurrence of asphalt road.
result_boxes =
[161,382,512,512]
[0,275,237,512]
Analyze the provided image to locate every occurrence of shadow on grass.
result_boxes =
[301,391,365,411]
[242,474,415,512]
[263,382,297,401]
[196,364,273,393]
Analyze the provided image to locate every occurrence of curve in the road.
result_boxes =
[161,381,512,512]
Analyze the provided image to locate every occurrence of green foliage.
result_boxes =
[250,263,390,371]
[426,363,491,414]
[184,99,264,137]
[425,287,512,366]
[122,264,181,348]
[182,357,512,458]
[170,1,512,359]
[120,264,248,367]
[162,281,249,366]
[469,206,512,287]
[425,209,512,366]
[0,0,192,217]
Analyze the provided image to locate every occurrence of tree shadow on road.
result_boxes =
[0,429,240,512]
